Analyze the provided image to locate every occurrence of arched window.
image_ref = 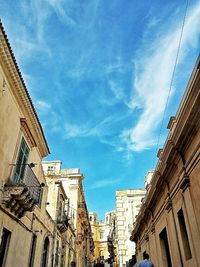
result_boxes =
[89,216,92,221]
[100,250,104,260]
[41,237,49,267]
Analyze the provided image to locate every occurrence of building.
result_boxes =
[43,161,94,267]
[130,56,200,267]
[45,174,76,267]
[0,21,55,267]
[107,211,117,266]
[89,211,114,263]
[115,189,146,267]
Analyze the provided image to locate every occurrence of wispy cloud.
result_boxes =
[87,178,122,190]
[64,123,88,138]
[2,0,52,62]
[122,1,200,151]
[64,116,114,139]
[46,0,77,27]
[36,100,51,111]
[105,57,127,74]
[109,80,125,101]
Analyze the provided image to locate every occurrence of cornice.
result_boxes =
[20,118,37,148]
[0,21,49,157]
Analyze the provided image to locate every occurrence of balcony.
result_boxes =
[57,212,69,233]
[2,164,42,218]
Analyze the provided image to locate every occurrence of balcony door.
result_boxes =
[13,137,30,183]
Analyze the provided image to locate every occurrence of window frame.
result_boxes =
[13,136,30,183]
[159,227,172,267]
[177,208,192,261]
[100,231,104,239]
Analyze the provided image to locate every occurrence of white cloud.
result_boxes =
[3,0,52,62]
[64,123,88,138]
[36,100,51,111]
[105,57,127,74]
[87,178,122,190]
[64,117,113,139]
[109,80,125,100]
[64,113,130,142]
[46,0,76,27]
[123,1,200,151]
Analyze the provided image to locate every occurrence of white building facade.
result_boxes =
[115,190,146,267]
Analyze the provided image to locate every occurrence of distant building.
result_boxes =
[89,211,114,262]
[45,169,76,267]
[130,56,200,267]
[115,189,146,267]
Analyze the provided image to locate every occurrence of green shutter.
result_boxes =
[13,137,30,183]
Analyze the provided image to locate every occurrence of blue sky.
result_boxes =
[1,0,200,220]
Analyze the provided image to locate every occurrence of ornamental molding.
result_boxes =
[2,185,36,217]
[179,175,190,192]
[0,22,49,157]
[20,118,37,148]
[165,198,172,213]
[150,223,155,234]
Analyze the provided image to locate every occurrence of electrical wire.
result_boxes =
[152,0,189,170]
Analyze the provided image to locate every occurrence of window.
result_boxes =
[177,208,192,260]
[47,165,54,174]
[90,216,92,222]
[41,237,49,267]
[0,228,11,267]
[100,251,104,260]
[106,216,109,223]
[100,231,104,239]
[38,188,43,208]
[13,137,30,183]
[55,240,60,267]
[159,228,172,267]
[29,234,37,267]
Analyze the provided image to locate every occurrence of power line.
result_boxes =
[152,0,189,169]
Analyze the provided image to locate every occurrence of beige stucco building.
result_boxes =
[0,21,56,267]
[45,172,76,267]
[89,211,114,262]
[130,56,200,267]
[115,189,146,267]
[43,161,94,267]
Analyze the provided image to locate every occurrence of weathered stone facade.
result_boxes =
[130,56,200,267]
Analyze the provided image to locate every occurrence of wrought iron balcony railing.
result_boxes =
[7,164,41,203]
[57,212,69,233]
[2,164,42,217]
